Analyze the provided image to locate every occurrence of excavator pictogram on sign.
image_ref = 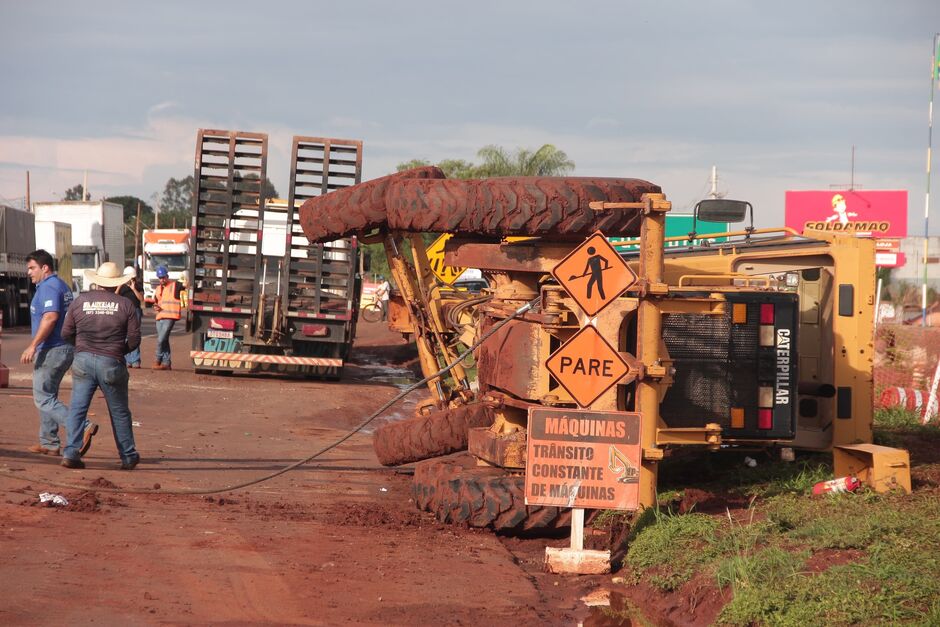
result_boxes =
[551,231,637,317]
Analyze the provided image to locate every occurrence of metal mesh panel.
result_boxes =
[660,307,760,428]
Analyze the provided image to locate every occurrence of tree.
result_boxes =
[395,144,575,180]
[475,144,575,177]
[396,158,477,179]
[384,145,575,281]
[107,195,154,222]
[107,196,155,263]
[241,173,279,200]
[158,176,194,214]
[63,183,89,200]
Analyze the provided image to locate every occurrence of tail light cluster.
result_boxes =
[730,298,796,437]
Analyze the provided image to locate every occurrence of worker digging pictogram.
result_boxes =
[551,231,637,317]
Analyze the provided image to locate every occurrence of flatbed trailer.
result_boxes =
[188,129,363,378]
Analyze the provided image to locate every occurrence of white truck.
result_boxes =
[34,221,75,294]
[141,228,190,303]
[33,201,124,292]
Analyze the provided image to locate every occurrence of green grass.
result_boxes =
[622,509,722,591]
[607,410,940,624]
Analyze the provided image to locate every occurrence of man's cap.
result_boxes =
[84,262,133,288]
[123,266,137,278]
[156,265,169,279]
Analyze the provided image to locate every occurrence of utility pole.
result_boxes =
[134,201,142,268]
[25,170,30,212]
[850,145,856,190]
[83,170,88,201]
[922,33,939,326]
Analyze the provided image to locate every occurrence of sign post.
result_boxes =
[541,230,639,574]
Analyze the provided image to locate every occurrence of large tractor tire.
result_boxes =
[412,454,571,534]
[300,169,660,243]
[299,166,445,243]
[373,402,494,467]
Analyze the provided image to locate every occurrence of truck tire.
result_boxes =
[412,454,571,533]
[385,176,659,241]
[299,166,446,243]
[373,402,493,466]
[300,169,660,243]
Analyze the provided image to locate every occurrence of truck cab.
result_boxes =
[142,229,191,303]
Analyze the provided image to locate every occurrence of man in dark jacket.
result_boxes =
[60,262,142,470]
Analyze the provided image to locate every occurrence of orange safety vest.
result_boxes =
[155,281,182,321]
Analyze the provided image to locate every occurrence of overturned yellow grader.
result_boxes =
[299,167,910,532]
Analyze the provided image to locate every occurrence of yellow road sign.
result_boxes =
[426,234,466,284]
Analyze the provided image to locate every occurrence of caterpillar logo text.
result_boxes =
[776,329,792,405]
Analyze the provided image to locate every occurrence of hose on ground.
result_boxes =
[0,295,542,496]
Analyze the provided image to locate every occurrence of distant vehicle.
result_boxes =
[33,201,124,292]
[0,204,35,326]
[141,229,190,303]
[188,129,363,379]
[34,221,75,295]
[453,277,488,294]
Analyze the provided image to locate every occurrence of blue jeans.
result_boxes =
[125,309,143,365]
[155,318,176,366]
[33,344,83,450]
[63,352,138,464]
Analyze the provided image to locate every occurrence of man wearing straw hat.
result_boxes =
[60,262,142,470]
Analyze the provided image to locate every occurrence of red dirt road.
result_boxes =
[0,318,617,625]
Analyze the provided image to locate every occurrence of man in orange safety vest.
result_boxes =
[152,265,183,370]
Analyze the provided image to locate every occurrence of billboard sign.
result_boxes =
[784,190,908,238]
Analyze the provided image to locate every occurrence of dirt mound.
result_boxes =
[240,498,312,522]
[89,477,120,490]
[678,488,751,515]
[321,503,432,530]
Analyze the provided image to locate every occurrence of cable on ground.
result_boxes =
[0,296,542,496]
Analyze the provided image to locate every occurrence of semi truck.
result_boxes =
[188,129,363,378]
[141,228,190,303]
[34,221,74,294]
[33,200,124,292]
[0,204,36,327]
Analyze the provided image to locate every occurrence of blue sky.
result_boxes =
[1,1,939,230]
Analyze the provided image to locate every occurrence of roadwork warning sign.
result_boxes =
[545,324,630,408]
[525,408,641,511]
[551,231,637,317]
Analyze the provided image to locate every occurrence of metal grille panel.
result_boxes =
[190,129,269,309]
[281,137,363,317]
[659,294,796,439]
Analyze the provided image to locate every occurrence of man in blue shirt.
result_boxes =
[20,250,97,456]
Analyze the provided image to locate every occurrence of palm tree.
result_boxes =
[475,144,575,177]
[396,145,575,180]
